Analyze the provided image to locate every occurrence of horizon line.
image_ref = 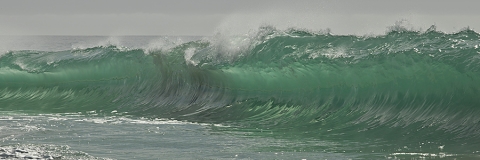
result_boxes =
[0,34,207,37]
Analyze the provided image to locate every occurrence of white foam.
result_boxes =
[144,37,184,54]
[184,47,198,65]
[391,152,455,158]
[200,32,255,62]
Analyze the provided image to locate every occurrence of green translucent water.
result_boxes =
[1,27,480,159]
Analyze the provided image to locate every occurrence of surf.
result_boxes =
[1,27,480,153]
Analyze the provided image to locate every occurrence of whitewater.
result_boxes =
[1,26,480,159]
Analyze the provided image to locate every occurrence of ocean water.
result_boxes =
[1,26,480,159]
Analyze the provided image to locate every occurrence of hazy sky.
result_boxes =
[1,0,479,36]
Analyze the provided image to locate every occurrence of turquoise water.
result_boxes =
[1,26,480,159]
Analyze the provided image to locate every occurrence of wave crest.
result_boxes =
[1,28,480,144]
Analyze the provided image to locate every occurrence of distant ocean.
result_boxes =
[1,26,480,159]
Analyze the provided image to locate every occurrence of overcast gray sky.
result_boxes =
[1,0,479,36]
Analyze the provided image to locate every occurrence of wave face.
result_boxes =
[2,28,480,155]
